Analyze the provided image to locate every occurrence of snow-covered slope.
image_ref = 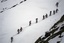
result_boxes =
[0,0,64,43]
[35,15,64,43]
[13,13,63,43]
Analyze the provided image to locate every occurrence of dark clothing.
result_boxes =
[20,27,22,32]
[17,29,20,34]
[56,9,59,13]
[46,14,48,18]
[56,2,59,7]
[11,37,13,43]
[36,18,38,23]
[43,15,45,20]
[53,10,55,14]
[29,21,31,26]
[49,11,52,16]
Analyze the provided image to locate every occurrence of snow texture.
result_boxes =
[0,0,64,43]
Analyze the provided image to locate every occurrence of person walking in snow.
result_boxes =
[17,29,20,34]
[56,9,59,13]
[29,20,31,26]
[49,11,52,16]
[36,18,38,23]
[11,37,13,43]
[20,27,22,32]
[43,15,45,20]
[46,14,48,18]
[56,2,59,7]
[53,10,55,14]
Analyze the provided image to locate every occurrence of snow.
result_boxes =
[0,0,64,43]
[49,22,64,43]
[13,13,62,43]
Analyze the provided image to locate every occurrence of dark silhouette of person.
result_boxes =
[56,9,59,13]
[46,14,48,18]
[49,11,52,16]
[43,15,45,20]
[45,31,50,38]
[17,29,20,34]
[11,37,13,43]
[36,18,38,23]
[20,27,22,32]
[29,21,31,26]
[53,10,55,14]
[56,2,59,7]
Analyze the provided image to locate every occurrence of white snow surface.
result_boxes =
[0,0,64,43]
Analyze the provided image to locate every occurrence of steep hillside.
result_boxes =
[0,0,64,43]
[35,15,64,43]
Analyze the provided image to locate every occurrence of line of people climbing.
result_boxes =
[17,27,22,34]
[10,27,23,43]
[0,0,27,13]
[10,2,59,43]
[29,8,59,26]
